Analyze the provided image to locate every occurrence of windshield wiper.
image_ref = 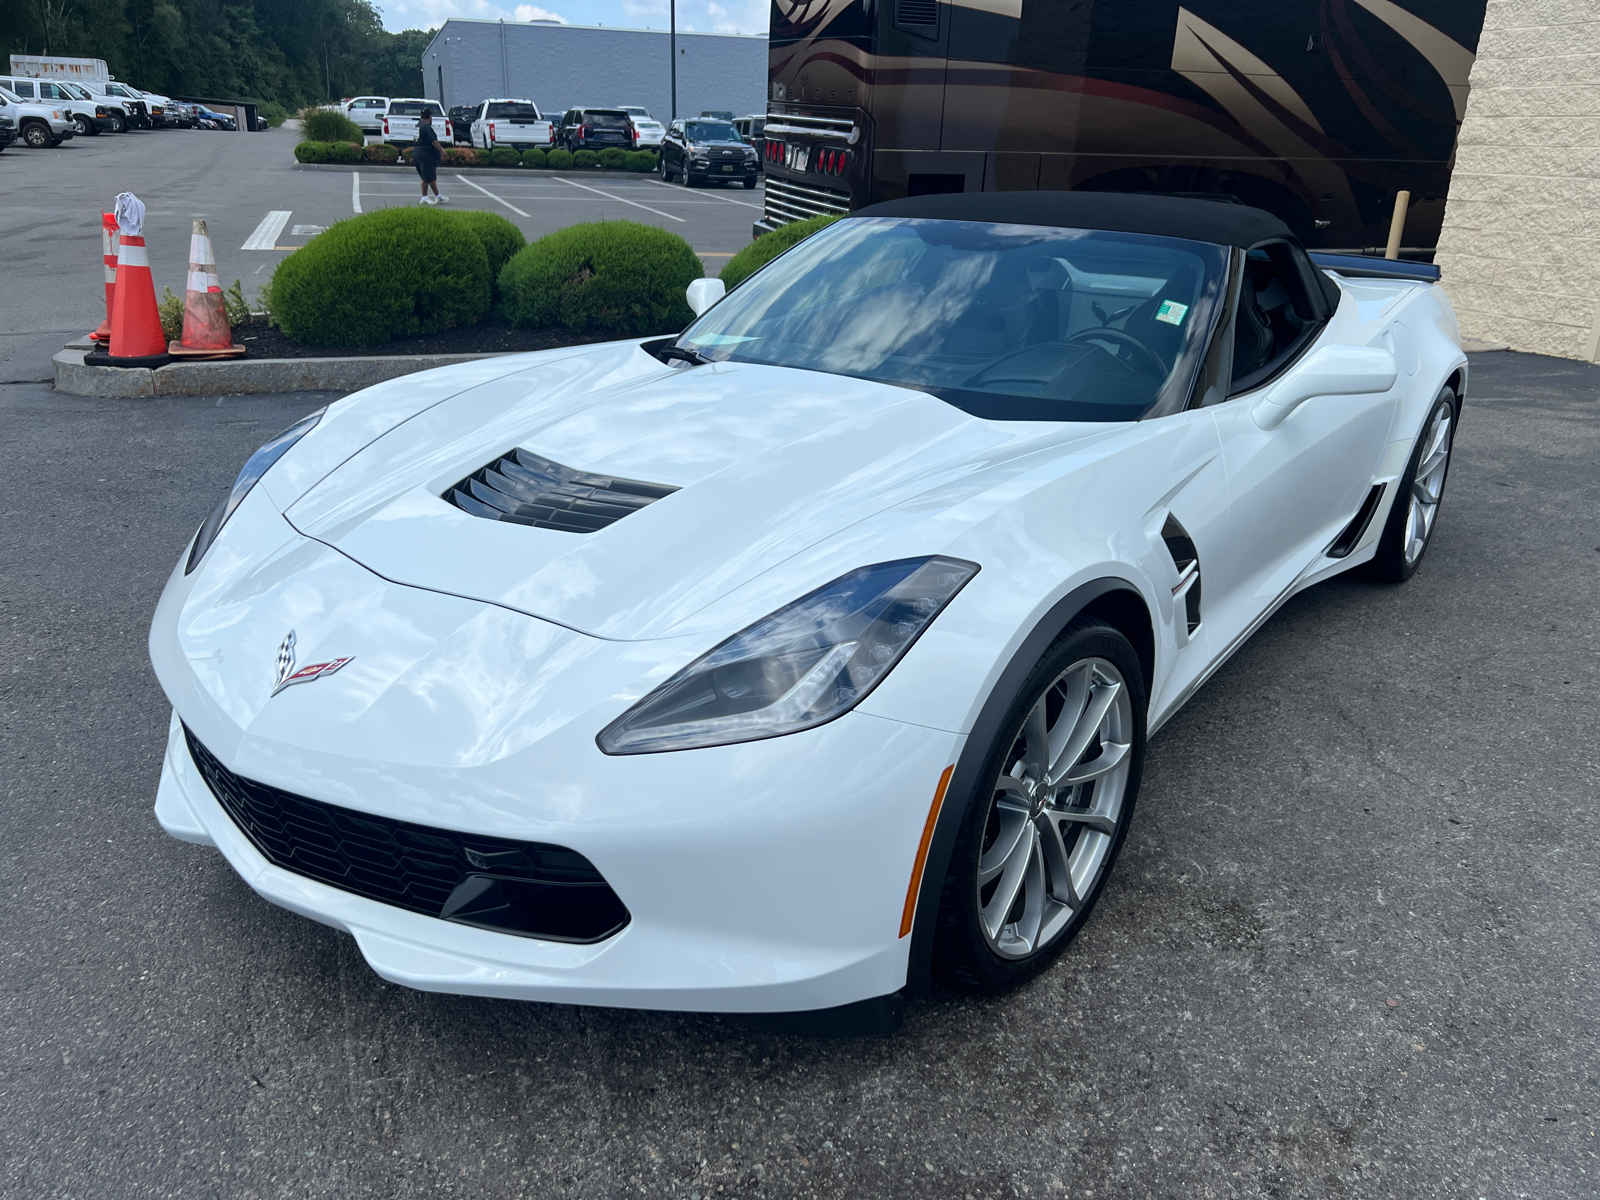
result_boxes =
[656,344,710,366]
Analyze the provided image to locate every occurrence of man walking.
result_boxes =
[415,110,447,206]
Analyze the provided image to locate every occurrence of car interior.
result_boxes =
[1225,242,1335,395]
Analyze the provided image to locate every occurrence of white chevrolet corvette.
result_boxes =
[150,194,1465,1032]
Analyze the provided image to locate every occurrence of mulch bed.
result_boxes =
[233,316,621,360]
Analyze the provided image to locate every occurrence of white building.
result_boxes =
[421,19,767,124]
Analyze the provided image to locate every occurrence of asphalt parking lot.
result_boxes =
[0,123,760,384]
[2,347,1596,1198]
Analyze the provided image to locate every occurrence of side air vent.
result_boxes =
[1328,483,1386,558]
[1161,514,1203,641]
[897,0,938,25]
[444,448,678,534]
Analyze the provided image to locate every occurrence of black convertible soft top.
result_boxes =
[855,191,1295,250]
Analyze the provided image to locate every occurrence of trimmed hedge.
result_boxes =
[572,149,598,168]
[523,148,548,168]
[268,208,491,346]
[439,210,525,296]
[719,214,843,290]
[327,140,362,164]
[598,147,627,169]
[444,146,481,167]
[547,147,573,170]
[294,140,329,163]
[488,147,520,167]
[625,150,657,173]
[499,220,702,335]
[299,107,364,143]
[364,142,399,163]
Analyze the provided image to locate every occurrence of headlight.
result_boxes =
[185,408,325,574]
[597,556,978,754]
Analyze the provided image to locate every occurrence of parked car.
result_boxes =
[448,104,476,145]
[51,80,114,133]
[0,76,101,135]
[0,86,75,147]
[0,115,16,152]
[195,107,237,131]
[470,99,553,152]
[64,79,146,132]
[345,95,389,137]
[731,114,765,142]
[135,88,175,126]
[699,109,736,121]
[618,105,664,148]
[382,98,450,147]
[660,117,759,188]
[555,107,634,153]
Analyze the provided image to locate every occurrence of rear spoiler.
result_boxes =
[1310,252,1440,283]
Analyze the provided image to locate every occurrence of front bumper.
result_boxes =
[150,508,964,1013]
[689,160,758,182]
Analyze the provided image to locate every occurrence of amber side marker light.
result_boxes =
[899,764,956,938]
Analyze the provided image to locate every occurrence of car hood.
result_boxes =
[281,341,1111,641]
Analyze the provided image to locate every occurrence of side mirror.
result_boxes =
[686,277,726,317]
[1253,344,1397,430]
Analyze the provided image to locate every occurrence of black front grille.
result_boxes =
[184,725,630,943]
[444,447,677,534]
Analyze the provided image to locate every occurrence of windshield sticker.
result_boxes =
[1155,299,1190,326]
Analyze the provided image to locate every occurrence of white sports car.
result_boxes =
[150,194,1464,1033]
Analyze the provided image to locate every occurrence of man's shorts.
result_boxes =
[416,156,439,183]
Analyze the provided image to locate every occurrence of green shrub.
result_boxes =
[439,210,526,297]
[488,146,521,167]
[719,214,843,290]
[268,208,492,346]
[158,286,184,342]
[597,147,627,170]
[363,142,399,164]
[248,100,289,128]
[294,141,330,163]
[624,150,657,173]
[299,106,364,144]
[546,147,573,170]
[327,140,362,164]
[572,149,598,168]
[499,220,702,335]
[522,148,548,168]
[401,146,415,164]
[443,146,481,167]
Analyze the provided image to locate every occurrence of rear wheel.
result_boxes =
[934,618,1146,992]
[1367,388,1457,582]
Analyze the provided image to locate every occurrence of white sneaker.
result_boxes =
[419,195,434,205]
[435,195,449,204]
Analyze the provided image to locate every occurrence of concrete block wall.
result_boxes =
[1435,0,1600,359]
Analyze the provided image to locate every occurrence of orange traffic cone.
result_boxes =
[92,192,171,368]
[169,219,245,359]
[91,211,119,345]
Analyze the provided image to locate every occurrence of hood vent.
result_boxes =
[444,448,678,534]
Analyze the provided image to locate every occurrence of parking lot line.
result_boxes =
[454,175,531,218]
[352,172,361,214]
[649,179,763,210]
[553,177,685,222]
[242,211,291,250]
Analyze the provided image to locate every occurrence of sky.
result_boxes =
[371,0,769,36]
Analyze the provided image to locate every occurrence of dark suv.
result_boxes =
[448,105,476,145]
[660,118,759,189]
[556,107,635,152]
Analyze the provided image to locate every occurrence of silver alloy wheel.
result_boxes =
[1405,405,1453,565]
[977,657,1134,959]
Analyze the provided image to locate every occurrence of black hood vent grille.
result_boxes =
[444,448,677,534]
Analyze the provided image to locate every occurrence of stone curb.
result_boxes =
[52,347,509,398]
[294,163,669,182]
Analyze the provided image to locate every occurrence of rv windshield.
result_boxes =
[676,217,1229,422]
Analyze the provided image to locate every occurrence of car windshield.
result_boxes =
[60,82,92,99]
[487,102,540,119]
[686,121,740,142]
[677,218,1230,422]
[389,101,440,116]
[0,88,24,105]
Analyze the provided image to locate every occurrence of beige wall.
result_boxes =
[1434,0,1600,359]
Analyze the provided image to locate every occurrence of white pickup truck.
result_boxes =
[468,99,553,152]
[381,97,451,147]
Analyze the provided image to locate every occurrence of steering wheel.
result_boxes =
[1062,327,1167,377]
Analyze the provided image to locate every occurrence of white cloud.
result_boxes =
[513,4,568,19]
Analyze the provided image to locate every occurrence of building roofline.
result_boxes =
[424,17,766,39]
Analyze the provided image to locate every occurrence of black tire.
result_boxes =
[933,618,1147,993]
[1366,387,1458,583]
[22,122,50,149]
[72,114,92,136]
[743,176,758,189]
[109,112,127,134]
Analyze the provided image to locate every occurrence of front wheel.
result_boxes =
[1367,387,1457,582]
[109,112,127,134]
[743,175,758,189]
[72,114,92,136]
[22,122,50,149]
[933,618,1146,993]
